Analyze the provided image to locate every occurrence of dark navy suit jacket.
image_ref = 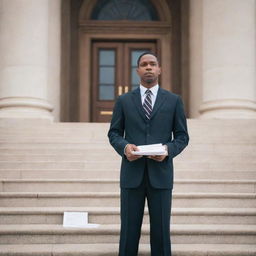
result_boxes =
[108,87,189,189]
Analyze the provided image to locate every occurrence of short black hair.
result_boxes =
[137,52,159,67]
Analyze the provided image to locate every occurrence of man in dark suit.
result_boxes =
[108,52,189,256]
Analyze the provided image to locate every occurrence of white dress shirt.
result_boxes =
[124,84,168,156]
[140,84,159,108]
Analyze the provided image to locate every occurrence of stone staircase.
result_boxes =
[0,119,255,255]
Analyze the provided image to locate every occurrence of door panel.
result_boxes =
[92,42,122,122]
[92,41,156,122]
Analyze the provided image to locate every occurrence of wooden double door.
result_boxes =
[91,41,156,122]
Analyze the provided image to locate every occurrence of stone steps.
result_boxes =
[1,169,256,180]
[0,160,255,171]
[0,142,114,149]
[0,119,255,136]
[1,179,255,193]
[0,137,255,143]
[0,143,255,153]
[1,207,255,225]
[0,138,255,147]
[0,119,255,255]
[1,224,256,244]
[1,153,256,162]
[0,192,255,208]
[1,243,256,256]
[2,126,253,136]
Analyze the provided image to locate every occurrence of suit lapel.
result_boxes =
[132,87,147,121]
[150,88,167,120]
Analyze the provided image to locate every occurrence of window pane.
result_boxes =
[100,50,115,66]
[91,0,159,21]
[99,67,115,84]
[131,67,139,85]
[132,50,147,67]
[99,85,115,100]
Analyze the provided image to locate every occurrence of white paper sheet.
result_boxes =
[63,212,99,228]
[131,143,167,156]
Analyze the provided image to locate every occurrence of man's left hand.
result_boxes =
[148,145,168,162]
[148,154,167,162]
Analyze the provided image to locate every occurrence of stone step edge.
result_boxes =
[0,141,255,146]
[1,157,255,163]
[0,243,256,256]
[0,192,255,198]
[0,145,255,150]
[1,178,256,184]
[0,207,256,216]
[0,160,255,164]
[1,168,255,172]
[1,157,255,162]
[0,169,255,173]
[0,224,256,235]
[9,142,242,146]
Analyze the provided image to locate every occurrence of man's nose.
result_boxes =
[146,65,152,70]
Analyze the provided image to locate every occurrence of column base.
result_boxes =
[0,97,54,121]
[199,99,256,119]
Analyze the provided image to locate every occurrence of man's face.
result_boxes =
[136,54,161,87]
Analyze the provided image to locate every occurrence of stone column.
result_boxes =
[0,0,54,120]
[48,0,61,121]
[200,0,256,118]
[189,0,203,118]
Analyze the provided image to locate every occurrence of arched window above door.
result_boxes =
[91,0,159,21]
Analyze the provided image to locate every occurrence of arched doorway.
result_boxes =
[61,0,188,122]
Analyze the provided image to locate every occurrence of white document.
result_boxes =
[131,143,167,156]
[63,212,99,228]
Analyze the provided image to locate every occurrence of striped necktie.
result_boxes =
[143,89,152,119]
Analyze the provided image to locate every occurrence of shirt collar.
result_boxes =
[140,84,159,97]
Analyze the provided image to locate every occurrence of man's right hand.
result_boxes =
[125,144,142,162]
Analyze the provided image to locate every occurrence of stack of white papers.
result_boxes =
[63,212,99,228]
[131,143,167,156]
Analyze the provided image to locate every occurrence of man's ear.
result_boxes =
[158,67,161,75]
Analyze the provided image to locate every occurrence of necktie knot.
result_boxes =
[145,89,151,95]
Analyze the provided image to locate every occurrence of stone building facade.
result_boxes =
[0,0,255,122]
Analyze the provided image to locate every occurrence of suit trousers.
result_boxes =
[119,164,172,256]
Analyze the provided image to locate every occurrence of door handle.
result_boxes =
[124,86,129,93]
[118,86,123,96]
[100,111,113,116]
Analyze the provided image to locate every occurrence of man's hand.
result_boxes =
[125,144,143,162]
[148,145,168,162]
